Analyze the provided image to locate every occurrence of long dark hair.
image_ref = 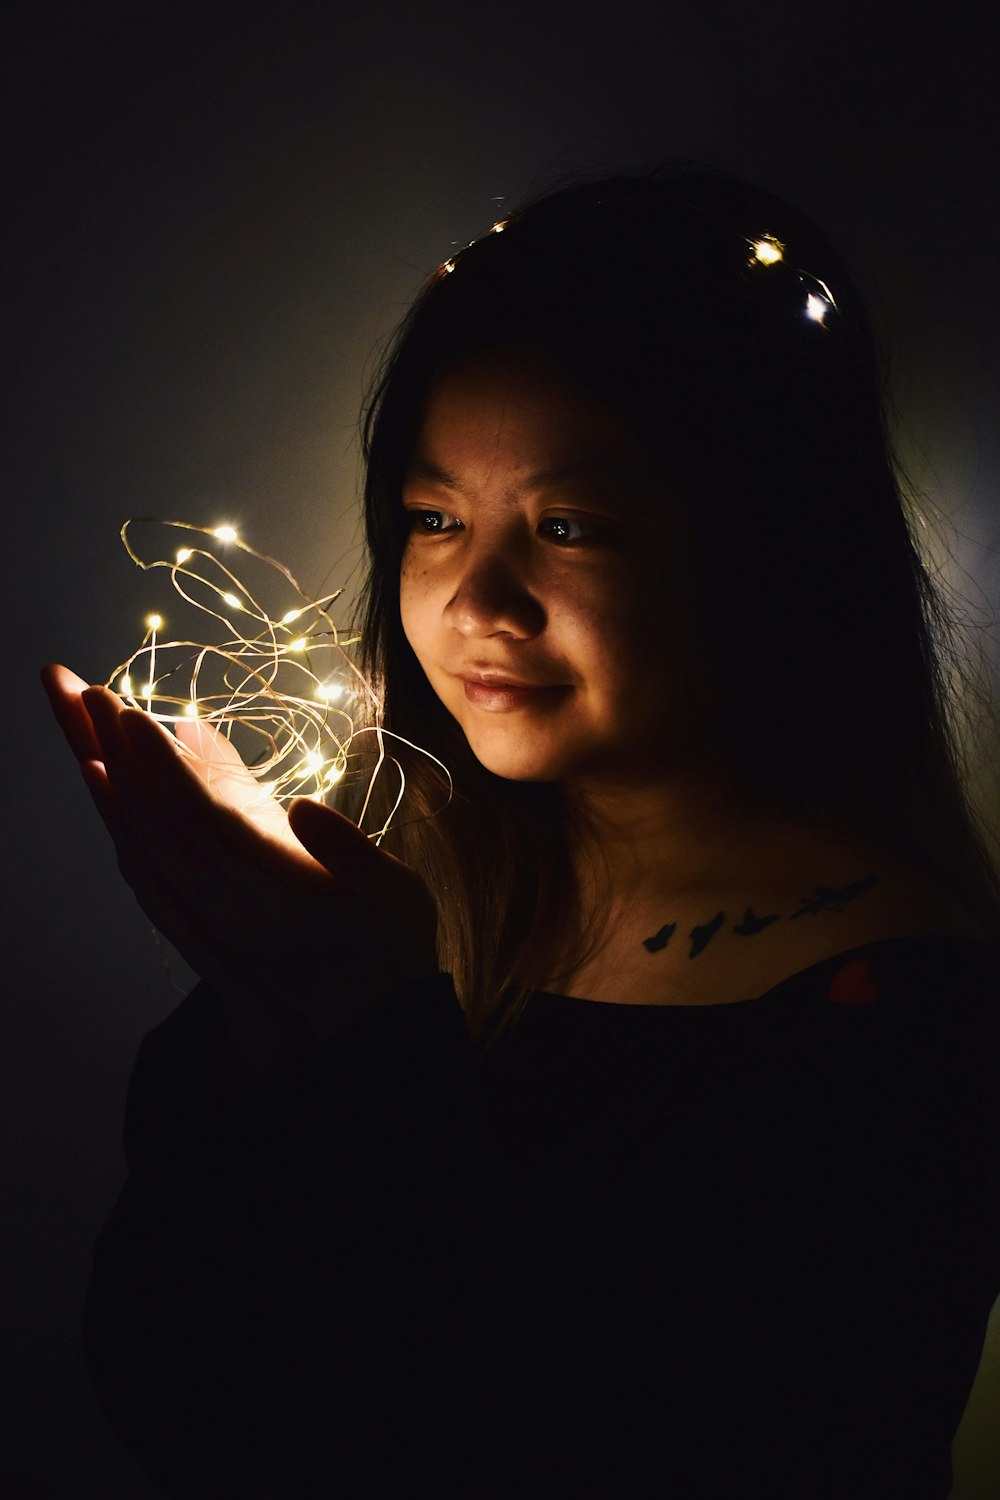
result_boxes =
[345,164,1000,1038]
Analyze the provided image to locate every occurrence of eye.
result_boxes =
[407,509,463,534]
[538,515,607,545]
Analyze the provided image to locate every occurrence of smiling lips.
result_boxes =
[457,670,569,711]
[459,670,552,688]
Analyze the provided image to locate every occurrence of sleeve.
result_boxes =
[83,975,503,1499]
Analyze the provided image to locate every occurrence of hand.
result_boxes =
[41,665,441,1045]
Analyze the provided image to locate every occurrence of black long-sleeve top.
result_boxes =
[84,935,1000,1498]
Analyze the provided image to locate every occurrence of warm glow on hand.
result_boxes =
[41,661,442,1033]
[172,713,302,849]
[98,518,452,845]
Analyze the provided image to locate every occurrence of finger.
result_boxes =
[41,664,105,762]
[118,704,239,833]
[79,757,116,828]
[82,688,169,841]
[76,744,279,992]
[81,752,163,887]
[81,684,137,766]
[286,797,405,906]
[120,707,335,889]
[84,692,239,871]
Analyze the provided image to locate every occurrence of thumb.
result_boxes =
[287,797,397,904]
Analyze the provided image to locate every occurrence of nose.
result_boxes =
[443,549,546,641]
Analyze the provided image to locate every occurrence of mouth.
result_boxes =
[459,671,551,688]
[458,674,570,712]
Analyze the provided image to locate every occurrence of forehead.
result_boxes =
[408,348,650,495]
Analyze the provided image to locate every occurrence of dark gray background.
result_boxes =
[7,1,1000,1494]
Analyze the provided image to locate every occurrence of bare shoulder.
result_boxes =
[726,825,992,1002]
[546,818,991,1007]
[781,828,990,944]
[705,828,993,1008]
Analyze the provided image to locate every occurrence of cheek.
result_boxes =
[398,556,425,651]
[395,555,416,630]
[577,567,678,709]
[564,571,655,667]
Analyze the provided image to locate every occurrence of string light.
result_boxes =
[750,235,784,265]
[435,210,839,331]
[106,518,453,839]
[746,231,840,326]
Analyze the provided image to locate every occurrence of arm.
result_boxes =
[85,971,498,1498]
[41,665,493,1490]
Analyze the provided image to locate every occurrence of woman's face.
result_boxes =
[399,347,708,785]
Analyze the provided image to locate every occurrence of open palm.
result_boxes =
[42,664,440,1044]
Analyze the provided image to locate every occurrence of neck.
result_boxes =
[544,771,915,1003]
[561,768,776,902]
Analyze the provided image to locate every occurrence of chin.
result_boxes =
[465,743,561,782]
[457,722,585,783]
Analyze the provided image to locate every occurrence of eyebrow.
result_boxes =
[403,454,642,494]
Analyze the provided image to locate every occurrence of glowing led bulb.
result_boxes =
[110,514,454,822]
[751,236,784,265]
[805,293,828,322]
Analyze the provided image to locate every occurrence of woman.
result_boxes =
[44,167,1000,1497]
